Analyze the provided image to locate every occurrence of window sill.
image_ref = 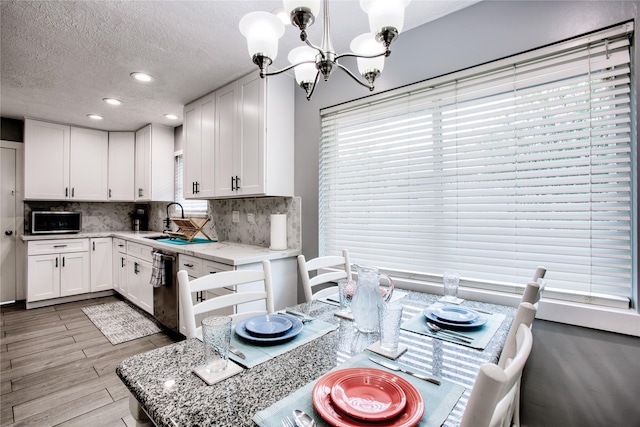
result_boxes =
[393,276,640,338]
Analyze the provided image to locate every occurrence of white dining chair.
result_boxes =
[177,260,274,339]
[297,249,352,302]
[497,301,537,427]
[460,323,534,427]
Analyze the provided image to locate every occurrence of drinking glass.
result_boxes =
[338,279,357,312]
[201,316,232,373]
[378,302,403,353]
[443,271,460,301]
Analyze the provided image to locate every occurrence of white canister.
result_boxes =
[270,214,287,250]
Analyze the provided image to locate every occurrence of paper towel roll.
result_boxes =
[270,214,287,250]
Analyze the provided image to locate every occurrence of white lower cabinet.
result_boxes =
[27,239,91,303]
[90,238,112,292]
[112,238,127,294]
[125,242,154,315]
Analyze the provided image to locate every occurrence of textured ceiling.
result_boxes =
[1,0,478,131]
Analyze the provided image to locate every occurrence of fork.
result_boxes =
[281,416,295,427]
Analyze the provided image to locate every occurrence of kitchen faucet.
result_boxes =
[165,203,184,230]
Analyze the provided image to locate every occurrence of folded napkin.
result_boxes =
[150,252,165,287]
[228,318,338,369]
[253,351,464,427]
[401,303,506,350]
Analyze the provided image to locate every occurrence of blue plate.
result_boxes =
[244,314,293,338]
[235,314,303,345]
[431,306,478,324]
[423,307,487,329]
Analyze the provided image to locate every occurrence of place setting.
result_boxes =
[226,309,339,369]
[253,349,465,427]
[401,302,506,350]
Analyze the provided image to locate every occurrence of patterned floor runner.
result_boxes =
[82,301,161,345]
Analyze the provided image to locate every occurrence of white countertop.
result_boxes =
[21,231,301,266]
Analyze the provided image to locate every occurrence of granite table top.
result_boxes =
[116,292,516,427]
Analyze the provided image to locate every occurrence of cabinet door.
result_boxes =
[215,81,238,196]
[90,238,113,292]
[69,127,109,200]
[24,120,70,200]
[60,252,90,296]
[137,260,154,315]
[183,102,202,199]
[237,73,265,196]
[199,95,216,197]
[135,125,151,201]
[27,254,60,301]
[126,257,141,305]
[108,132,135,201]
[114,254,128,295]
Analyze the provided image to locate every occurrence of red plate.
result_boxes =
[330,371,407,421]
[313,368,425,427]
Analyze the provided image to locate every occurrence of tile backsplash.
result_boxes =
[25,196,301,250]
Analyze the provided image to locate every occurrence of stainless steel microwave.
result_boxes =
[31,211,82,234]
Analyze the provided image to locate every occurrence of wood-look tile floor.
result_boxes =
[0,296,178,426]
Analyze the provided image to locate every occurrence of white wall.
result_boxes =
[293,2,640,425]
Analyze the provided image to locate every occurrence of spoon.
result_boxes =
[425,322,474,343]
[293,409,316,427]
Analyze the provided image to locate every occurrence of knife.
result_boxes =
[369,357,441,386]
[285,308,314,322]
[229,345,246,359]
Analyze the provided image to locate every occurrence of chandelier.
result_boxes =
[239,0,410,100]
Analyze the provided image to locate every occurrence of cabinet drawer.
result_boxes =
[28,238,89,255]
[178,254,204,277]
[127,241,154,262]
[203,260,233,275]
[113,238,127,253]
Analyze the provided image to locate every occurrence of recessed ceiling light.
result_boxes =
[103,98,122,106]
[130,72,154,82]
[164,114,179,120]
[87,114,104,120]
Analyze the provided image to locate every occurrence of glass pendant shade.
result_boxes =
[239,11,285,61]
[360,0,410,34]
[283,0,321,18]
[288,46,318,85]
[350,33,385,75]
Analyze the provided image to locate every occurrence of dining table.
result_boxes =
[116,290,516,427]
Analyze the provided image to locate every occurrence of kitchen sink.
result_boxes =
[144,235,215,245]
[144,235,172,240]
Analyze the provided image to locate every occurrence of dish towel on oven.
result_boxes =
[150,252,165,287]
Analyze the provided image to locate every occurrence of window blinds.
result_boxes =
[319,23,634,305]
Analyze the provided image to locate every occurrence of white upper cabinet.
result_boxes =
[24,119,70,200]
[25,119,109,201]
[183,92,216,198]
[108,132,135,201]
[135,124,174,202]
[69,127,109,200]
[184,72,294,199]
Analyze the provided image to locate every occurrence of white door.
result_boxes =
[90,238,113,292]
[108,132,135,201]
[23,119,70,200]
[237,73,265,196]
[215,81,238,196]
[126,257,141,305]
[1,147,16,302]
[27,254,60,301]
[60,251,90,296]
[135,125,151,201]
[69,127,109,200]
[138,260,154,315]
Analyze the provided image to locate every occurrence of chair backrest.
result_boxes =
[498,302,536,369]
[297,249,352,302]
[460,323,534,427]
[178,260,274,339]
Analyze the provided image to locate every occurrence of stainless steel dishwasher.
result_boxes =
[152,249,180,335]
